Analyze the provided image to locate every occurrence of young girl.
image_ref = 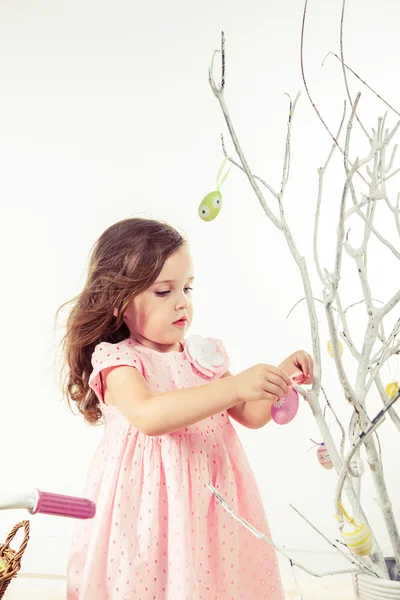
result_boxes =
[61,217,313,600]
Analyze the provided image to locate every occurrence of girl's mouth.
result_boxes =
[173,318,187,327]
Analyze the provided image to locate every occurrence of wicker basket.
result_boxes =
[0,521,30,599]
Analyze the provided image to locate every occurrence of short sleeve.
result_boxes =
[89,340,144,403]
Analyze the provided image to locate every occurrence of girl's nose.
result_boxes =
[176,293,190,310]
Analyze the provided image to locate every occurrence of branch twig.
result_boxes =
[209,484,363,579]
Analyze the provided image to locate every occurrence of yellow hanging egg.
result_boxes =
[0,556,6,572]
[198,191,222,222]
[327,339,343,358]
[341,520,373,557]
[385,381,400,400]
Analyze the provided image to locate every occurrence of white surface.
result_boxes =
[0,0,399,576]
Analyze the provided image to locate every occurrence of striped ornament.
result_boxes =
[327,339,343,358]
[385,381,399,401]
[341,520,373,557]
[317,444,333,470]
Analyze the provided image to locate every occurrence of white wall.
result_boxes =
[0,0,399,577]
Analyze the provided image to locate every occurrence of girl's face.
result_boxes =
[122,244,194,352]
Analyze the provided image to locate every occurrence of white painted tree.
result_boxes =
[206,0,400,588]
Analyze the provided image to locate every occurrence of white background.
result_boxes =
[0,0,399,578]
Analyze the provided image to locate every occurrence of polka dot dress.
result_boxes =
[67,337,284,599]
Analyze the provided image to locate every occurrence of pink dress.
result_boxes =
[67,335,284,600]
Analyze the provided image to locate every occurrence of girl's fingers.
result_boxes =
[277,370,292,387]
[291,371,303,382]
[264,381,287,398]
[269,365,292,386]
[299,353,310,378]
[264,392,280,402]
[295,352,314,383]
[301,354,313,384]
[270,374,291,395]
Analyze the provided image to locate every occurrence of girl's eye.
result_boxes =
[155,291,170,297]
[155,287,193,297]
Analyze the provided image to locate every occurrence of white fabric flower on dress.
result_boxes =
[184,334,226,378]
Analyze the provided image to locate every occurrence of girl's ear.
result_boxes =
[113,308,118,317]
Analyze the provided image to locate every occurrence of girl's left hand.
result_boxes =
[279,350,314,385]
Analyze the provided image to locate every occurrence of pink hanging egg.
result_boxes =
[271,388,299,425]
[317,444,333,470]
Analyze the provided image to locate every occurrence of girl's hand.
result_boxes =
[233,364,292,404]
[279,350,314,385]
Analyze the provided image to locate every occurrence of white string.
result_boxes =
[387,353,399,384]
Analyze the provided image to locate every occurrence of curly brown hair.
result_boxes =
[56,217,185,425]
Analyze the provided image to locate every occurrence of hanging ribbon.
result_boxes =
[198,157,231,222]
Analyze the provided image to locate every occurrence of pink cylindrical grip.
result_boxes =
[32,490,96,519]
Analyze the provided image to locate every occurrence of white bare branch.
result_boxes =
[322,53,400,118]
[209,484,363,579]
[209,12,400,579]
[289,503,380,577]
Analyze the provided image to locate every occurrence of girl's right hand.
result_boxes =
[233,364,292,403]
